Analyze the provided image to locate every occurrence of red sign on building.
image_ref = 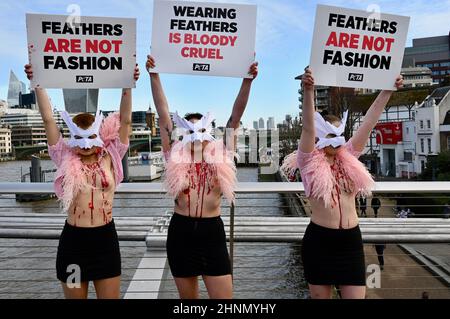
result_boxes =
[375,122,403,144]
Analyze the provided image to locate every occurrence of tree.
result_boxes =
[420,151,450,181]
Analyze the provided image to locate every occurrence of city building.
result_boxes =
[253,120,258,130]
[440,109,450,152]
[0,125,12,155]
[402,33,450,84]
[11,126,48,147]
[401,67,434,88]
[371,86,450,178]
[7,70,26,107]
[267,117,275,130]
[63,89,99,113]
[0,100,8,113]
[258,117,264,129]
[414,86,450,174]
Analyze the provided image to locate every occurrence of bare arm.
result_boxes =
[119,64,140,145]
[225,62,258,150]
[24,64,60,146]
[351,76,403,152]
[146,55,173,153]
[298,68,316,153]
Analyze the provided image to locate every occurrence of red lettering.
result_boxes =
[180,47,223,59]
[86,39,99,53]
[362,36,393,52]
[326,32,359,49]
[43,38,57,52]
[111,40,122,54]
[326,32,338,47]
[385,38,395,53]
[43,38,81,53]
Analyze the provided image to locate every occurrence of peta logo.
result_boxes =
[76,75,94,83]
[348,73,364,82]
[193,63,210,72]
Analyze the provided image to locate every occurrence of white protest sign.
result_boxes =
[150,0,257,78]
[309,5,410,90]
[26,13,136,88]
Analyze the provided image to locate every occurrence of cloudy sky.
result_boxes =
[1,0,449,127]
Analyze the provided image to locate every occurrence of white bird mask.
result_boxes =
[173,111,215,145]
[314,110,348,149]
[61,109,104,149]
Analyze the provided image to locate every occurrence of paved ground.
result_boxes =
[302,197,450,298]
[364,244,450,299]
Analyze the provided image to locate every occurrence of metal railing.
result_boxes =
[0,181,449,299]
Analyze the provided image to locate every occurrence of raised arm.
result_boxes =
[225,62,258,150]
[298,68,316,153]
[119,64,140,145]
[24,64,60,146]
[146,55,173,153]
[350,76,403,152]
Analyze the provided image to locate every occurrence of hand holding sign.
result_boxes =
[393,75,403,90]
[301,68,315,91]
[247,61,258,80]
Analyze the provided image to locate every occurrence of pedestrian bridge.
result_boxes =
[0,182,449,298]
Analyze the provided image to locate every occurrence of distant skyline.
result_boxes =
[1,0,450,128]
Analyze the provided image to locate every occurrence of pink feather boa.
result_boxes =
[281,146,375,208]
[56,112,121,211]
[163,140,237,204]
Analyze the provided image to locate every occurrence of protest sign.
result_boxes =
[309,5,410,90]
[150,0,257,78]
[26,13,136,88]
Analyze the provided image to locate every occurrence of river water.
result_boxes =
[0,160,307,299]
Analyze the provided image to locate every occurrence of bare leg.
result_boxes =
[339,285,366,299]
[174,276,199,299]
[93,276,121,299]
[203,275,233,299]
[308,284,333,299]
[61,281,89,299]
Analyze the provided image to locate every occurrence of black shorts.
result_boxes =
[301,222,366,286]
[56,219,121,283]
[166,212,232,278]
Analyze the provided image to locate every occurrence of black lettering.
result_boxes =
[94,24,103,35]
[328,13,337,26]
[389,21,397,34]
[67,56,79,70]
[62,23,75,34]
[380,20,390,33]
[173,5,188,17]
[103,24,113,36]
[345,16,355,29]
[323,50,334,64]
[42,21,52,34]
[113,24,123,36]
[229,22,238,33]
[110,57,122,70]
[380,55,391,70]
[54,56,67,69]
[43,55,54,69]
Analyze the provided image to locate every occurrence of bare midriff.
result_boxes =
[174,161,222,218]
[309,158,359,230]
[67,154,116,227]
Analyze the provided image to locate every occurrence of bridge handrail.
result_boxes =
[0,181,449,194]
